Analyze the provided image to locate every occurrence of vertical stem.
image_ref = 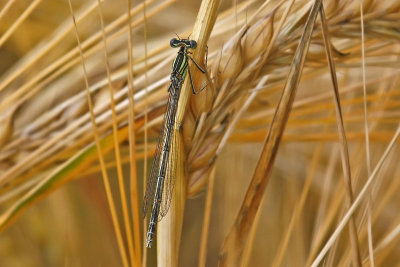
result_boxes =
[157,0,220,266]
[360,1,375,266]
[218,1,322,265]
[126,0,142,266]
[319,5,362,267]
[68,1,129,266]
[198,166,216,267]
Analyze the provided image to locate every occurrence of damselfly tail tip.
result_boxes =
[146,232,153,248]
[146,238,152,248]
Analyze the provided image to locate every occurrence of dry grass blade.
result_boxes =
[319,5,362,266]
[373,223,400,257]
[0,0,17,20]
[218,1,322,265]
[240,198,263,267]
[68,1,128,266]
[0,0,169,187]
[271,143,324,267]
[198,166,216,267]
[311,124,400,267]
[360,2,375,265]
[97,0,136,265]
[0,0,42,47]
[0,0,164,111]
[0,0,101,95]
[141,2,150,265]
[126,0,142,265]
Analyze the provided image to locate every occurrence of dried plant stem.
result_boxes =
[126,0,142,266]
[0,0,101,98]
[68,1,129,267]
[97,1,136,266]
[198,166,216,267]
[373,222,400,257]
[320,6,362,266]
[307,144,339,262]
[141,1,150,264]
[307,80,392,264]
[157,0,220,266]
[241,196,263,267]
[0,0,166,111]
[373,219,400,265]
[360,1,375,266]
[0,0,16,20]
[271,143,323,267]
[311,124,400,267]
[0,0,42,47]
[218,1,322,265]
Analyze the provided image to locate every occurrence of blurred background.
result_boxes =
[0,0,400,266]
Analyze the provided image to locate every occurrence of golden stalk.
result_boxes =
[68,1,129,266]
[320,5,362,266]
[198,166,216,267]
[126,0,142,265]
[157,0,220,266]
[97,0,137,265]
[218,1,323,265]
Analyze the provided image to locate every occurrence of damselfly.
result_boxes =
[143,37,208,248]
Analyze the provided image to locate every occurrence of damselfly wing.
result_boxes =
[143,37,208,248]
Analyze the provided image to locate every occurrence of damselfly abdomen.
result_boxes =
[143,37,208,248]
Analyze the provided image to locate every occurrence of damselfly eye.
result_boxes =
[189,40,197,49]
[170,38,179,47]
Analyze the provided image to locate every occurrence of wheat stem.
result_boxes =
[68,1,129,266]
[126,0,142,266]
[219,1,322,265]
[320,5,362,266]
[157,0,220,266]
[311,124,400,266]
[97,1,136,266]
[198,166,216,267]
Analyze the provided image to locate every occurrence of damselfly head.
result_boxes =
[170,38,197,49]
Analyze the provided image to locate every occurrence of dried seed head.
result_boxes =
[189,132,219,170]
[243,17,273,62]
[182,110,196,147]
[218,40,243,81]
[187,166,212,197]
